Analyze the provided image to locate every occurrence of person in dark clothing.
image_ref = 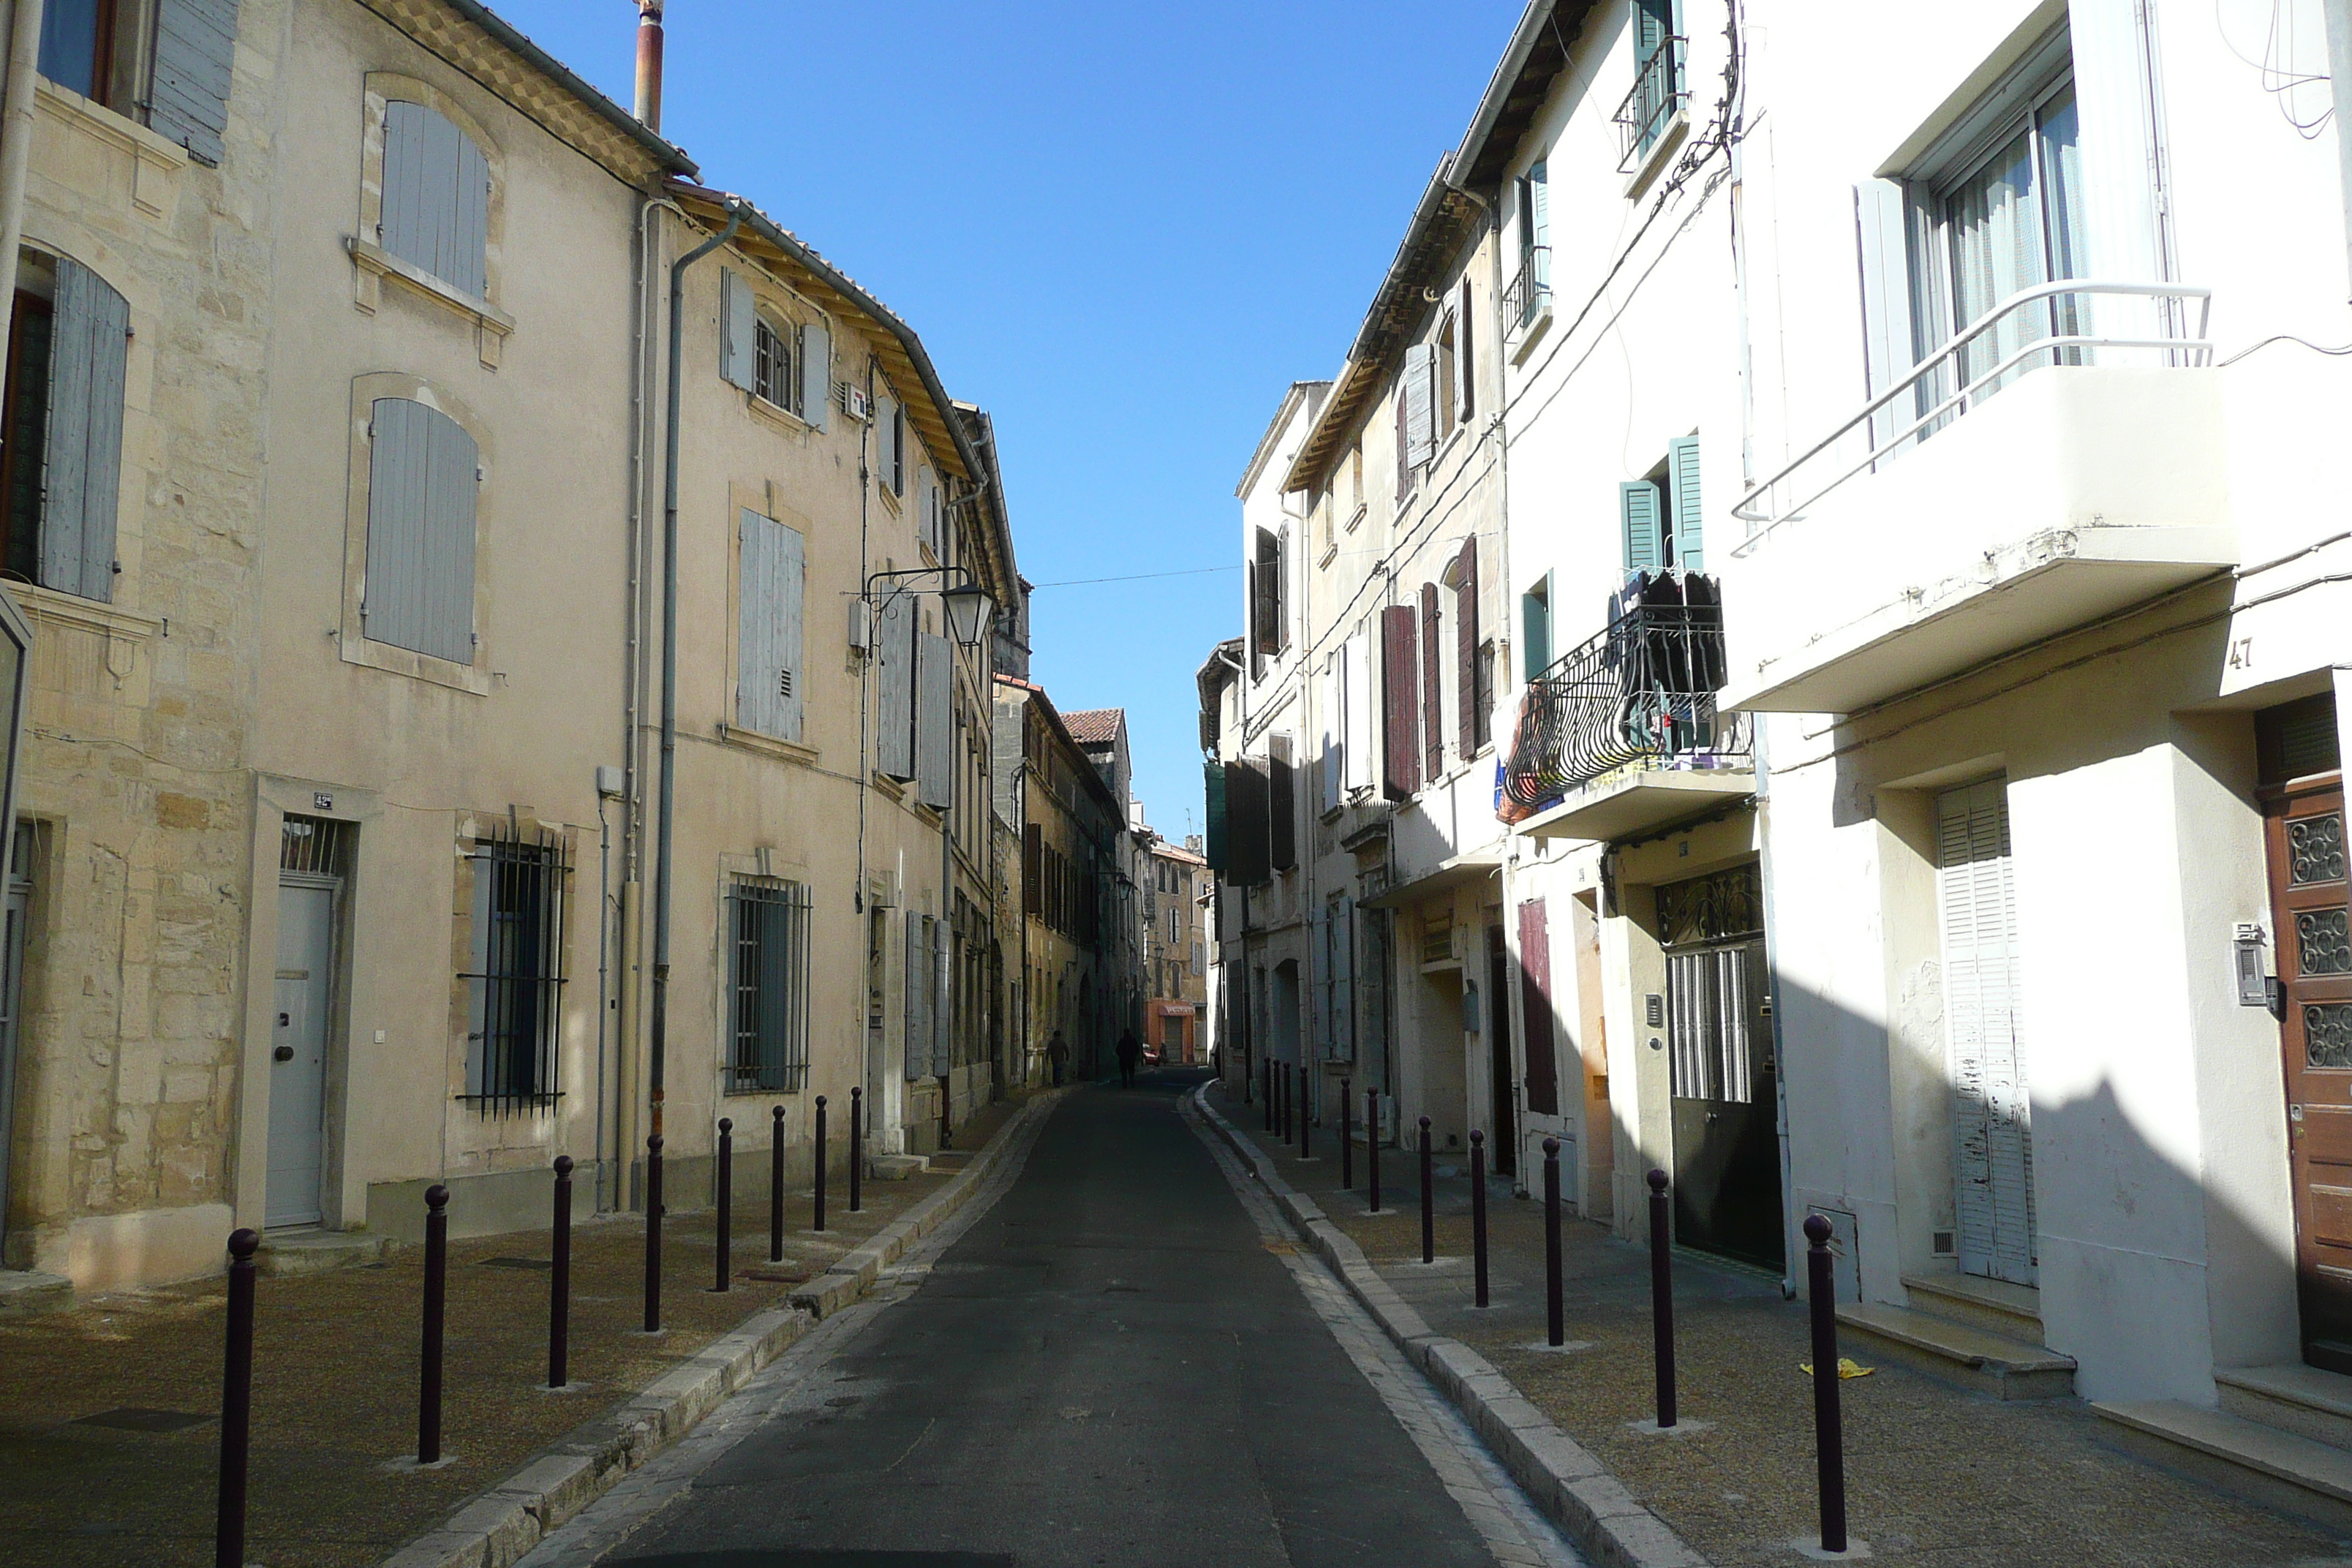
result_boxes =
[1047,1030,1068,1087]
[1115,1029,1141,1088]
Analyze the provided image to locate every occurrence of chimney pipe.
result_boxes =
[634,0,665,132]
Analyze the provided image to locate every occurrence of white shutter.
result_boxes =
[1343,630,1373,794]
[916,629,954,809]
[1321,654,1342,813]
[800,321,830,431]
[1403,344,1435,467]
[878,592,916,779]
[1855,180,1918,454]
[737,510,804,740]
[1937,779,2036,1286]
[721,268,757,393]
[1529,158,1550,248]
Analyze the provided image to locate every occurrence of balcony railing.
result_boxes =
[1614,34,1687,172]
[1504,598,1749,810]
[1732,279,2213,551]
[1504,246,1550,333]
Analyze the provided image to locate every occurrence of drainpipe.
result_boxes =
[649,199,743,1156]
[0,0,48,316]
[633,0,664,133]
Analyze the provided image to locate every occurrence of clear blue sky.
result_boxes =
[489,0,1520,838]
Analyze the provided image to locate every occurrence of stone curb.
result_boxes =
[1194,1085,1711,1568]
[377,1089,1071,1568]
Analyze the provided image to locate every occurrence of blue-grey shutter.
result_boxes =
[40,257,129,603]
[933,921,952,1076]
[877,591,916,778]
[150,0,238,167]
[758,889,792,1087]
[904,911,929,1080]
[720,268,756,393]
[801,322,830,431]
[1520,576,1551,680]
[364,398,477,664]
[916,629,953,809]
[737,510,803,739]
[382,103,488,298]
[1621,480,1662,574]
[874,392,900,494]
[1668,436,1703,570]
[917,467,940,556]
[1529,159,1549,252]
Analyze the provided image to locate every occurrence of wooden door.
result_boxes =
[1487,929,1515,1176]
[2266,774,2352,1371]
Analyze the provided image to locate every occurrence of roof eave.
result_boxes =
[437,0,698,178]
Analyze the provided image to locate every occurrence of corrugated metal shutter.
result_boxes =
[1382,604,1420,800]
[1225,758,1270,886]
[1455,538,1481,755]
[916,629,953,809]
[877,591,915,779]
[1937,778,2035,1285]
[381,101,488,298]
[363,397,477,664]
[800,322,830,431]
[736,510,804,740]
[1621,480,1662,574]
[1517,899,1561,1116]
[1420,583,1444,782]
[1268,734,1296,872]
[1669,435,1703,570]
[150,0,238,167]
[40,257,129,602]
[1203,761,1228,873]
[905,911,930,1080]
[720,268,757,393]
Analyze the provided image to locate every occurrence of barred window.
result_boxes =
[729,877,812,1093]
[461,823,570,1112]
[753,317,796,414]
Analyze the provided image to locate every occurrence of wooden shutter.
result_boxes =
[1225,758,1271,885]
[1455,538,1482,755]
[720,268,757,392]
[1023,822,1043,907]
[877,592,916,778]
[363,398,477,664]
[1621,481,1663,573]
[1668,436,1703,570]
[905,911,930,1080]
[1517,899,1561,1115]
[1382,604,1421,800]
[800,321,830,431]
[382,102,488,298]
[1320,655,1342,813]
[40,257,129,603]
[736,510,804,739]
[150,0,238,167]
[1203,761,1229,873]
[1420,583,1444,780]
[916,630,953,809]
[1268,734,1296,872]
[1937,779,2035,1284]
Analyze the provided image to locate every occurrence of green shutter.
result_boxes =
[1621,481,1662,574]
[1668,436,1703,571]
[1203,760,1228,873]
[1520,575,1551,681]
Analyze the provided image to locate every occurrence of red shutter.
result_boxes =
[1024,823,1042,911]
[1382,604,1421,800]
[1455,537,1482,755]
[1518,897,1561,1116]
[1420,583,1444,781]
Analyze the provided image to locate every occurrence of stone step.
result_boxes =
[867,1154,927,1182]
[2095,1398,2352,1533]
[1899,1269,2043,1341]
[2217,1363,2352,1452]
[1834,1300,2076,1399]
[255,1229,396,1278]
[0,1270,74,1317]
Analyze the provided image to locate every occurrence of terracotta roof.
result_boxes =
[1062,709,1125,747]
[1151,843,1208,867]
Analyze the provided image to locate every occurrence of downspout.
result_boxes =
[651,200,743,1153]
[0,0,48,317]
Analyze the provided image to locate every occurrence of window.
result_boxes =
[1,251,128,603]
[1510,160,1551,330]
[1620,435,1703,575]
[1620,0,1686,171]
[1520,573,1553,683]
[1320,649,1344,814]
[382,100,491,300]
[1395,345,1434,499]
[872,388,905,499]
[728,878,811,1093]
[462,823,570,1112]
[1381,604,1421,799]
[753,316,796,413]
[1436,317,1458,446]
[363,397,479,665]
[1250,525,1287,669]
[39,0,118,102]
[40,0,233,165]
[1448,536,1486,756]
[736,509,805,741]
[721,269,831,429]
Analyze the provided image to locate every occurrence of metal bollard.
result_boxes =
[813,1096,829,1233]
[550,1156,573,1389]
[713,1117,733,1293]
[1300,1071,1313,1159]
[769,1105,786,1263]
[215,1229,258,1568]
[1542,1137,1564,1348]
[849,1086,864,1213]
[420,1184,449,1463]
[1340,1077,1353,1190]
[1471,1130,1490,1308]
[1419,1116,1435,1265]
[643,1132,665,1333]
[1806,1213,1850,1553]
[1367,1089,1382,1214]
[1262,1060,1272,1130]
[1648,1168,1676,1428]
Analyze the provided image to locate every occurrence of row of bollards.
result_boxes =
[215,1096,876,1568]
[1265,1096,1852,1557]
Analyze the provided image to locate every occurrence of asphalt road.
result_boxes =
[591,1071,1557,1568]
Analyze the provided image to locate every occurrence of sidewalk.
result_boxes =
[0,1093,1030,1568]
[1207,1081,2345,1568]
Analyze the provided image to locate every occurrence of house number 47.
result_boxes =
[2228,636,2253,671]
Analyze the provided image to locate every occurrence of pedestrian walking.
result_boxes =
[1047,1030,1068,1087]
[1116,1028,1141,1088]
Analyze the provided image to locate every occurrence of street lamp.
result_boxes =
[941,580,994,650]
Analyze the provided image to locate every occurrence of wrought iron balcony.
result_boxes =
[1504,598,1749,813]
[1504,246,1550,334]
[1614,34,1687,173]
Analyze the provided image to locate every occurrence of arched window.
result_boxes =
[380,100,491,299]
[1,249,130,603]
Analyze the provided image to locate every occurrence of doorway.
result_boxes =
[1660,863,1784,1271]
[1936,777,2035,1285]
[268,816,347,1229]
[0,822,32,1262]
[2260,695,2352,1372]
[1485,925,1515,1177]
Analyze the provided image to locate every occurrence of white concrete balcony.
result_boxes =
[1722,283,2234,715]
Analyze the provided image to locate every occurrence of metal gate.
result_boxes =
[1661,863,1783,1270]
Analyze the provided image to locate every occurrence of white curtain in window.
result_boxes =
[1945,83,2082,399]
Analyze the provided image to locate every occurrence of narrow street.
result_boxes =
[519,1074,1581,1568]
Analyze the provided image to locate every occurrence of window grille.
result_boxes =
[728,877,812,1093]
[459,819,570,1113]
[280,813,350,877]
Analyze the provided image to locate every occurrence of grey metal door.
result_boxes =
[266,876,337,1229]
